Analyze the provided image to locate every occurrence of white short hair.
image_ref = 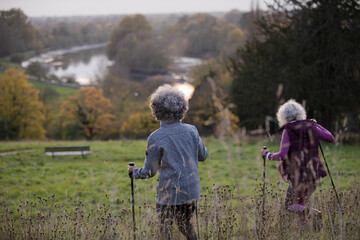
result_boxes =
[276,99,306,127]
[149,84,188,121]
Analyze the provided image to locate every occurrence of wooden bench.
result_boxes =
[45,146,91,158]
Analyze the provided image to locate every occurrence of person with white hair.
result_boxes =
[128,84,208,240]
[261,99,334,214]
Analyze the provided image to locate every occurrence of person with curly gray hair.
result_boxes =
[128,84,208,240]
[261,99,334,215]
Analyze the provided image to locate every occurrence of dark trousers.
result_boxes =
[156,202,197,240]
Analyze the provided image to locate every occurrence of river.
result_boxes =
[22,43,112,85]
[22,43,201,87]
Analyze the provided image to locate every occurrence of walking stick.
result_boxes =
[318,141,343,213]
[128,162,136,240]
[262,146,267,222]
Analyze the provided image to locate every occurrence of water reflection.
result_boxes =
[22,44,201,87]
[49,48,113,85]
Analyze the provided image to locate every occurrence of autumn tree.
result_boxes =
[120,102,158,139]
[100,72,169,137]
[101,73,145,125]
[186,58,239,137]
[0,68,45,140]
[60,87,117,140]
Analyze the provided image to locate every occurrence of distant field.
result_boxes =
[0,139,358,206]
[29,80,78,102]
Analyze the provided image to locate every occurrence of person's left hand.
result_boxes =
[261,148,269,159]
[127,165,136,175]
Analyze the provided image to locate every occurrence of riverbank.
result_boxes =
[21,42,108,68]
[28,75,83,89]
[3,42,202,87]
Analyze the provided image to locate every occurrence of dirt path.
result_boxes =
[0,149,35,156]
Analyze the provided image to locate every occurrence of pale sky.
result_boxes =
[0,0,272,17]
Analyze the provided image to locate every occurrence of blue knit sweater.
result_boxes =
[133,120,208,205]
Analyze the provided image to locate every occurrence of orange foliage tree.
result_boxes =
[120,102,158,139]
[0,68,45,140]
[61,87,117,140]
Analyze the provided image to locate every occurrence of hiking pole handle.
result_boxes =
[262,146,267,177]
[128,162,135,178]
[262,146,267,176]
[262,146,267,160]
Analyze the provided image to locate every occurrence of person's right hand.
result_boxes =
[127,165,136,175]
[261,148,269,159]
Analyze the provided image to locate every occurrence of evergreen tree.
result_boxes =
[0,9,40,57]
[230,0,360,132]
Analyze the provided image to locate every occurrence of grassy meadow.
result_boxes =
[0,138,359,239]
[29,80,78,103]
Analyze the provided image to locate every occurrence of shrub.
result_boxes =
[10,54,25,64]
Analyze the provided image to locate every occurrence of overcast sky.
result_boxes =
[0,0,272,17]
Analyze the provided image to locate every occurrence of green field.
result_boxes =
[29,80,78,102]
[1,139,357,205]
[0,139,359,239]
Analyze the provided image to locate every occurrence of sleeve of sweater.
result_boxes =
[194,126,208,162]
[198,136,208,162]
[316,123,335,143]
[268,129,290,161]
[133,136,161,179]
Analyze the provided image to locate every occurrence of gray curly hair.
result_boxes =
[149,84,189,121]
[276,99,307,127]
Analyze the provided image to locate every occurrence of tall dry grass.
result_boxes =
[1,182,359,239]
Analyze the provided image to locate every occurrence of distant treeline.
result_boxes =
[0,8,257,61]
[0,9,117,59]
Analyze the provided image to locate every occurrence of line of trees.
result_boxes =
[0,8,117,60]
[163,13,245,59]
[0,68,121,140]
[0,8,250,63]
